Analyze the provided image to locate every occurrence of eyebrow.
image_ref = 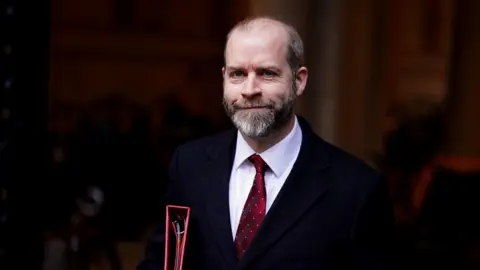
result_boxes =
[225,66,281,73]
[224,66,243,72]
[258,66,281,73]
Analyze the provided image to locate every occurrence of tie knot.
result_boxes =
[248,154,267,174]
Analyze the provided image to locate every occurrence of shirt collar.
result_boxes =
[233,116,302,177]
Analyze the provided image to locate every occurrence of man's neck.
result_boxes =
[242,116,295,153]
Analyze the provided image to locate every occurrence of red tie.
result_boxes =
[235,154,267,258]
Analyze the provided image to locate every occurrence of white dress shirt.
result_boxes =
[229,116,302,238]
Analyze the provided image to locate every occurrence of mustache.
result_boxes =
[231,100,275,110]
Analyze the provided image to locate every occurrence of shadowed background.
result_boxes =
[1,0,480,269]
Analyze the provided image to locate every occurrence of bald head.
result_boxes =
[225,16,304,73]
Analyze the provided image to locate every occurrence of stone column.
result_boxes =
[302,0,345,144]
[334,0,382,161]
[444,0,480,156]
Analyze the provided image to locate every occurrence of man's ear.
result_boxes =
[295,66,308,96]
[221,67,226,77]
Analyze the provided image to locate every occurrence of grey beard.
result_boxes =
[223,92,296,139]
[231,108,276,138]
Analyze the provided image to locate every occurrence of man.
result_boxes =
[138,16,395,270]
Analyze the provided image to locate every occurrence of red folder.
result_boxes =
[164,205,191,270]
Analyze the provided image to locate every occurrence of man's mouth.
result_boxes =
[242,106,268,109]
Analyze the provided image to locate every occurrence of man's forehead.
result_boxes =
[226,30,287,58]
[225,47,286,68]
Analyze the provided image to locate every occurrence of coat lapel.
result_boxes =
[236,118,333,270]
[203,129,239,269]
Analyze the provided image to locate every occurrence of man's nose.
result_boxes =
[241,73,261,98]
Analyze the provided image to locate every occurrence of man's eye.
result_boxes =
[260,70,276,76]
[230,71,245,77]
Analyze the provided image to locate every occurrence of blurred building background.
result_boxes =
[1,0,480,269]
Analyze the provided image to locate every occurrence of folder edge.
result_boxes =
[164,205,191,270]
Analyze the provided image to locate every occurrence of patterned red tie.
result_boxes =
[235,154,267,258]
